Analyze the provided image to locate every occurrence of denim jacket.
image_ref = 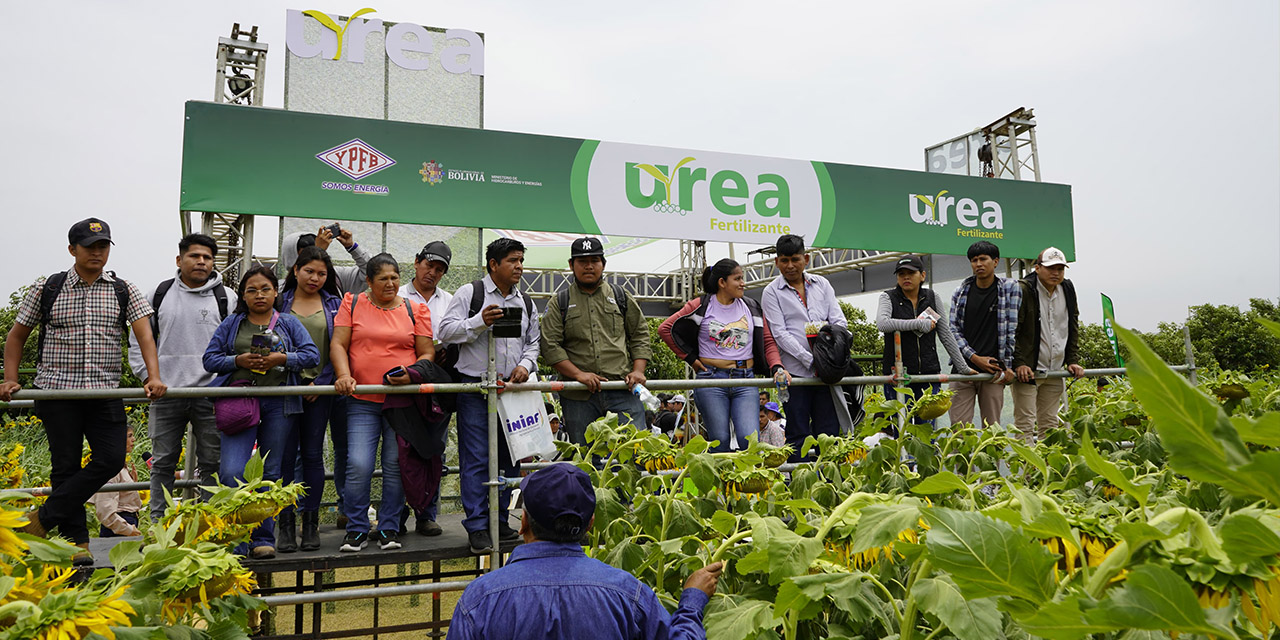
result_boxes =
[278,288,342,385]
[449,541,710,640]
[202,311,320,415]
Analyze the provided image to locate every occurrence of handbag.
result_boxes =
[495,373,555,461]
[214,312,278,435]
[214,379,260,435]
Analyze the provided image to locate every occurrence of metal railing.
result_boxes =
[3,329,1197,613]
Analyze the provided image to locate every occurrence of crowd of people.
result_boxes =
[2,218,1081,569]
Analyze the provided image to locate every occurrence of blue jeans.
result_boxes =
[283,395,336,513]
[342,399,404,534]
[693,368,759,453]
[783,384,840,459]
[457,377,515,534]
[560,390,646,445]
[220,397,293,549]
[147,396,219,522]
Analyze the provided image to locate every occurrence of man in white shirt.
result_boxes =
[396,240,455,537]
[1011,247,1084,441]
[437,238,541,555]
[759,235,847,457]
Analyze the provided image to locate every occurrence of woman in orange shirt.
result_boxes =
[331,254,434,553]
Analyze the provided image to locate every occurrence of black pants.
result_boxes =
[33,398,128,543]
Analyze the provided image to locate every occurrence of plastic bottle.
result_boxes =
[633,384,661,412]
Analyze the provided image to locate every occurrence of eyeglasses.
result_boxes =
[244,287,275,297]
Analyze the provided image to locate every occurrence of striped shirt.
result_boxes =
[14,269,152,389]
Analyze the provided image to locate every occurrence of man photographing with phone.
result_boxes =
[438,238,541,554]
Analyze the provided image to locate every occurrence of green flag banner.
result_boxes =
[180,101,1075,259]
[1101,293,1124,367]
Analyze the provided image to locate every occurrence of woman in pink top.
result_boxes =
[331,254,434,553]
[659,259,791,452]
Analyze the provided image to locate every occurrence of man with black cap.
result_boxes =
[1011,246,1083,441]
[540,237,652,444]
[1,218,166,564]
[397,240,454,536]
[448,463,722,640]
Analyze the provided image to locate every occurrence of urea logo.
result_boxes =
[909,190,1005,238]
[583,142,822,242]
[624,158,791,218]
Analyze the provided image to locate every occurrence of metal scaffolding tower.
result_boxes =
[983,107,1040,183]
[181,24,268,284]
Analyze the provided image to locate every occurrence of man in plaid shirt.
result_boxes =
[947,241,1020,427]
[0,218,166,564]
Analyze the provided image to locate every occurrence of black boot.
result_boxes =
[300,511,320,551]
[276,510,298,553]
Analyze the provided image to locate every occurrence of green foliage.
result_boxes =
[645,317,688,381]
[0,286,40,382]
[839,302,882,357]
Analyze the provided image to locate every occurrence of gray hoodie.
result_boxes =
[280,231,371,296]
[128,270,228,388]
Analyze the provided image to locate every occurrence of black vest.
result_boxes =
[881,287,942,375]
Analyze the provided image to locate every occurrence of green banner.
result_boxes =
[1101,293,1124,367]
[180,101,1075,259]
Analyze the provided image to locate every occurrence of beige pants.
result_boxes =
[1011,378,1065,441]
[948,380,1006,427]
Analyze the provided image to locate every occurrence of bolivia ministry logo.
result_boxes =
[420,160,444,185]
[908,190,1005,239]
[317,139,395,181]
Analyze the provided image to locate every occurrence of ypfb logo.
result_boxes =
[317,139,395,181]
[908,190,1004,232]
[582,142,824,243]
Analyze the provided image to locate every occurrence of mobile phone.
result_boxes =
[493,306,523,338]
[386,365,407,378]
[324,223,342,238]
[250,333,272,354]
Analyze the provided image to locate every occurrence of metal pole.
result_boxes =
[893,330,905,433]
[182,423,196,501]
[486,328,500,570]
[1183,323,1197,384]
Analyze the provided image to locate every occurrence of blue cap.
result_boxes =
[519,463,596,534]
[763,401,782,415]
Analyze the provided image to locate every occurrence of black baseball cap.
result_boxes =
[68,218,113,246]
[519,462,596,535]
[570,237,605,258]
[894,255,925,273]
[416,240,453,272]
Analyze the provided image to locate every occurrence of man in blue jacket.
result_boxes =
[448,463,722,640]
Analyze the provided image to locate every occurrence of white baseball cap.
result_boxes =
[1038,247,1069,267]
[671,394,687,404]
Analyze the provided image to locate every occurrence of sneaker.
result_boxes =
[340,531,369,553]
[376,530,402,551]
[416,519,443,537]
[468,530,493,555]
[250,545,276,560]
[72,542,93,567]
[498,522,521,543]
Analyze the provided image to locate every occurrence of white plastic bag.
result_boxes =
[496,376,555,461]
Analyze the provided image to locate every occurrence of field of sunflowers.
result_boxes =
[2,321,1280,639]
[559,324,1280,640]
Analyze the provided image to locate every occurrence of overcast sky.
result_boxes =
[2,0,1276,330]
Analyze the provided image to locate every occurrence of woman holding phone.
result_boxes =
[659,258,790,453]
[876,255,973,425]
[276,246,343,552]
[331,253,434,553]
[203,265,319,559]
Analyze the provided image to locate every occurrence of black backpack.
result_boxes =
[150,278,229,340]
[37,271,131,362]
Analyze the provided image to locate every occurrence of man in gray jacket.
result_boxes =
[128,234,229,522]
[279,227,371,295]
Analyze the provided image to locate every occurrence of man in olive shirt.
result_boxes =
[540,237,652,444]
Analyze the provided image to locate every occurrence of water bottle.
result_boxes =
[633,384,660,412]
[266,329,286,374]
